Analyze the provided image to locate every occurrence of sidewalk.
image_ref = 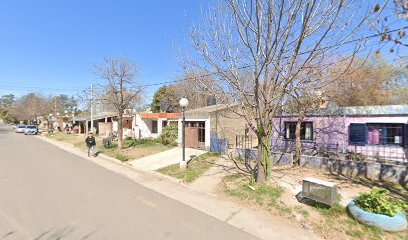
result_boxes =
[129,147,207,171]
[37,136,320,240]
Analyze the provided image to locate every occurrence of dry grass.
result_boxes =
[221,173,408,240]
[157,152,220,182]
[44,133,173,161]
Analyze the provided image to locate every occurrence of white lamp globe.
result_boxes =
[179,97,189,108]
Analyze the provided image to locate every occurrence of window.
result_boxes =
[151,120,158,133]
[162,120,168,128]
[368,123,403,146]
[284,122,313,141]
[350,123,404,146]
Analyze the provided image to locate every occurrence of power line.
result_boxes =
[133,26,408,89]
[1,27,406,94]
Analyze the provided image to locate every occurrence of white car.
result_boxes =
[15,125,27,133]
[24,125,38,135]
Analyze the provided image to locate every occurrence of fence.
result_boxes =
[349,145,407,163]
[235,135,258,149]
[210,132,227,154]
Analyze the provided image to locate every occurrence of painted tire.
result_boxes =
[347,200,407,232]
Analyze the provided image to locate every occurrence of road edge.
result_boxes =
[35,135,320,240]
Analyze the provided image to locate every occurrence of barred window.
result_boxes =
[284,122,313,141]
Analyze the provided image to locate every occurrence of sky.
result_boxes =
[0,0,209,99]
[0,0,406,102]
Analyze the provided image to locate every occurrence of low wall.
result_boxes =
[235,148,293,165]
[235,147,407,186]
[300,155,408,186]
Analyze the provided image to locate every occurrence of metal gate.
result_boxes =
[210,132,227,154]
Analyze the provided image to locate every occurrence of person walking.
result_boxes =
[85,132,96,157]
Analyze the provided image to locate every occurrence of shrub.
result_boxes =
[160,125,178,146]
[356,189,408,217]
[346,151,365,161]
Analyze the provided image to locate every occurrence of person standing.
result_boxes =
[85,132,96,157]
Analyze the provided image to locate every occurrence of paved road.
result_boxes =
[0,126,259,240]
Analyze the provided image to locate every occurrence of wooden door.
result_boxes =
[185,126,199,148]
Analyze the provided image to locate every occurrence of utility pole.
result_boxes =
[90,83,94,133]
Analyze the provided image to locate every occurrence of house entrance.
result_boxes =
[185,121,206,149]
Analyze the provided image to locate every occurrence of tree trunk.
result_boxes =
[256,133,272,183]
[293,115,304,165]
[117,112,123,149]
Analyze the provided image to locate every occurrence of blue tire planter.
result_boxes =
[347,199,407,232]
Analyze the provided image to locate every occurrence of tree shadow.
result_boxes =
[1,226,100,240]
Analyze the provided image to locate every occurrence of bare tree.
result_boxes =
[13,93,50,124]
[181,0,371,183]
[283,90,324,165]
[372,0,407,54]
[326,54,408,106]
[95,56,144,149]
[173,71,219,109]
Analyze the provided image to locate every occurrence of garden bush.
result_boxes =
[356,188,408,217]
[160,125,178,146]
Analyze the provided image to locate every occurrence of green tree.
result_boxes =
[0,94,16,123]
[0,94,15,108]
[151,86,179,113]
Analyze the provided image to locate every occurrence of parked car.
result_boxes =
[15,125,27,133]
[24,125,38,135]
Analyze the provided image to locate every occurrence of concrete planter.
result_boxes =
[347,200,407,232]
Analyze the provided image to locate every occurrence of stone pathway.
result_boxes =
[128,147,207,171]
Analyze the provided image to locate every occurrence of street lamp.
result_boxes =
[179,97,189,170]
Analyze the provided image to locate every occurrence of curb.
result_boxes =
[35,135,321,240]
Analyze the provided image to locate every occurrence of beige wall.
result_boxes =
[209,109,248,147]
[98,122,113,136]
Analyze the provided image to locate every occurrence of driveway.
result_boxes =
[129,147,207,170]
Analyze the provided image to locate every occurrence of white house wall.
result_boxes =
[134,114,170,139]
[134,114,152,139]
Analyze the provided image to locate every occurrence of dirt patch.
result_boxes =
[219,172,408,240]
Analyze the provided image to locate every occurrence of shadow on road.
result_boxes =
[1,227,99,240]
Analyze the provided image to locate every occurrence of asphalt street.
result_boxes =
[0,126,259,240]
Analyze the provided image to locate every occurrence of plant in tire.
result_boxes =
[356,189,408,217]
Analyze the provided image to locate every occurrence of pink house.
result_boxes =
[272,105,408,162]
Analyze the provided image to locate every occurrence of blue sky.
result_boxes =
[0,0,208,98]
[0,0,405,101]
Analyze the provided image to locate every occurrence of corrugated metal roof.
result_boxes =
[185,104,408,117]
[341,105,408,115]
[69,112,118,121]
[282,105,408,116]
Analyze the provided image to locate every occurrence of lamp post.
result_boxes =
[179,97,189,170]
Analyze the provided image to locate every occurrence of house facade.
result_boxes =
[68,112,133,137]
[133,112,179,139]
[177,104,245,150]
[272,105,408,162]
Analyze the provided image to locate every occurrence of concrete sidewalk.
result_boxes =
[37,136,320,240]
[129,147,207,171]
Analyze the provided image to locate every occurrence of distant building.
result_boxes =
[272,105,408,162]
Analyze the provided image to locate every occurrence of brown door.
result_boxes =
[185,126,199,148]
